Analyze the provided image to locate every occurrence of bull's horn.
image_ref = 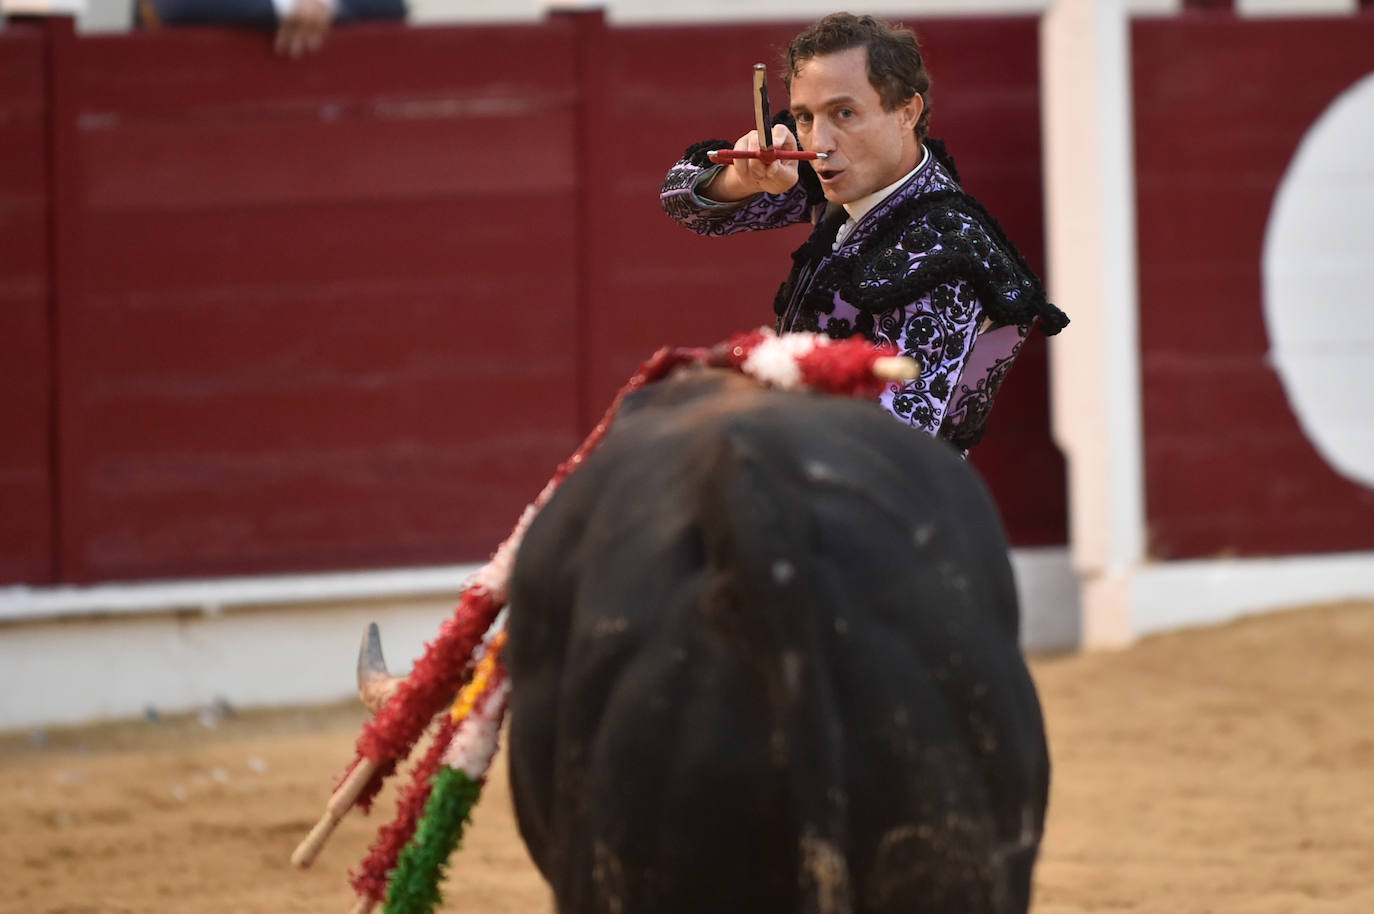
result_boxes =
[357,623,403,714]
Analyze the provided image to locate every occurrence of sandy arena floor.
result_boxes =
[2,601,1371,914]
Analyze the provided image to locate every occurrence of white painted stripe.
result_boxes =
[1236,0,1357,15]
[402,0,1191,30]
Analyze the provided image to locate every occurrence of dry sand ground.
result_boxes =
[3,601,1372,914]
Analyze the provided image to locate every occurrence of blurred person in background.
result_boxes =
[136,0,405,57]
[662,12,1067,453]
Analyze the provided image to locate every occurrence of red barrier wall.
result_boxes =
[0,26,53,584]
[1133,15,1374,559]
[2,13,1062,586]
[52,20,587,581]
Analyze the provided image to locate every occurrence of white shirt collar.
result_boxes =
[843,142,931,226]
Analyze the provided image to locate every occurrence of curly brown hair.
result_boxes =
[781,12,933,140]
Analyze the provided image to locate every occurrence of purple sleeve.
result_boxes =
[938,321,1030,447]
[660,159,813,237]
[872,278,1031,449]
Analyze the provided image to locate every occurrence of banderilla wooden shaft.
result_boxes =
[291,757,380,868]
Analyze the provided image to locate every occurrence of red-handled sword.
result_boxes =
[708,63,827,166]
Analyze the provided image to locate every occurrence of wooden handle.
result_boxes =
[290,757,379,868]
[291,808,343,869]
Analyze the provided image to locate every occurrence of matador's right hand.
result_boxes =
[704,124,800,202]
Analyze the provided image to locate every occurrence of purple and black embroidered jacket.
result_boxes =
[660,137,1067,451]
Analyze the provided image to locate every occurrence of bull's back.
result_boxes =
[507,370,1049,914]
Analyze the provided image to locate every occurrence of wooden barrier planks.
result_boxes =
[52,22,583,581]
[0,25,54,584]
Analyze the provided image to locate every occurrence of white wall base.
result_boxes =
[6,548,1368,730]
[0,548,1082,731]
[0,565,479,733]
[1130,550,1374,638]
[0,591,469,733]
[1012,547,1081,651]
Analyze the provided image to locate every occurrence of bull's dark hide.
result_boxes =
[506,368,1050,914]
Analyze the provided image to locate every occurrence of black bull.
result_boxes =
[506,369,1050,914]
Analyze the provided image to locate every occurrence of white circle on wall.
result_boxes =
[1262,71,1374,491]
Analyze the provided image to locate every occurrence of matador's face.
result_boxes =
[788,46,924,206]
